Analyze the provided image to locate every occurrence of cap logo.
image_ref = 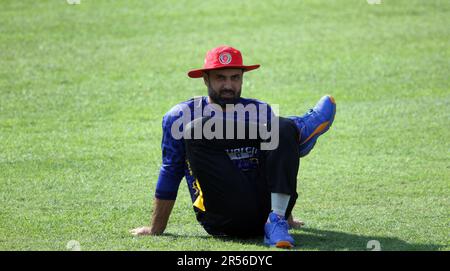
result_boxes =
[219,52,232,65]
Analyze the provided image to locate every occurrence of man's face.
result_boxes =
[204,68,243,107]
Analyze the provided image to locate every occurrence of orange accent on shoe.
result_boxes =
[301,121,330,144]
[329,95,336,104]
[275,241,294,249]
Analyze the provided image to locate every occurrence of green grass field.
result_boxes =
[1,0,449,251]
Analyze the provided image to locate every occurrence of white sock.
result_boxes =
[271,193,291,218]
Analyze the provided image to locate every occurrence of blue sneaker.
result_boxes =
[288,95,336,157]
[264,212,295,248]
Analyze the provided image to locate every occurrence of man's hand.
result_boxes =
[129,226,153,236]
[288,215,305,229]
[130,198,175,237]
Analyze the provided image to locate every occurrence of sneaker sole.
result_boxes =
[264,237,294,249]
[275,241,294,249]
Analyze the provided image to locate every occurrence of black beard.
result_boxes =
[208,86,241,108]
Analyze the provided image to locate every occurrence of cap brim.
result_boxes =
[187,64,260,78]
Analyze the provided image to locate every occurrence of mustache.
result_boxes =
[207,85,241,107]
[220,89,236,95]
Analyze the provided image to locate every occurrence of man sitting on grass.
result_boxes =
[131,46,336,248]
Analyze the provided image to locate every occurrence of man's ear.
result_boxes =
[202,72,209,86]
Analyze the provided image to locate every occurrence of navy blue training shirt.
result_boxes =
[155,96,274,203]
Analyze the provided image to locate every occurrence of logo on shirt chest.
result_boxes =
[225,147,258,160]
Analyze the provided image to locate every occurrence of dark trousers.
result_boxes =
[184,117,300,237]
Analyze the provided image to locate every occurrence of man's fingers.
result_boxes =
[291,220,305,229]
[129,227,152,236]
[129,227,143,236]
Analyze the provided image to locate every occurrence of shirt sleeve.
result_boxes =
[154,107,186,200]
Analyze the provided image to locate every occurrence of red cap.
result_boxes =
[187,46,260,78]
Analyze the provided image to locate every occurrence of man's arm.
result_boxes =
[149,198,175,234]
[130,107,186,237]
[130,198,175,236]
